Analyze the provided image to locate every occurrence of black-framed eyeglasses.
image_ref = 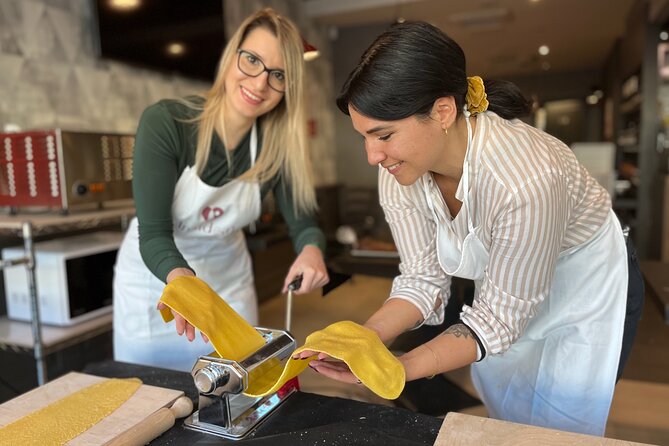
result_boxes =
[237,49,286,93]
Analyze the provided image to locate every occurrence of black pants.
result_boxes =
[616,236,645,381]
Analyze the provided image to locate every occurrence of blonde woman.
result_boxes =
[113,8,329,372]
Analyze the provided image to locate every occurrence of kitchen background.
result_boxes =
[0,0,668,443]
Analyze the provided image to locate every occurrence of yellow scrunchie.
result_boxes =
[159,276,405,400]
[466,75,489,115]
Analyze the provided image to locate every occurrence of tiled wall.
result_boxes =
[0,0,208,134]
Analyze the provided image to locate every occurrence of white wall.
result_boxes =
[0,0,208,134]
[331,23,391,188]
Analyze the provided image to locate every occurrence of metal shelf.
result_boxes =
[0,205,134,385]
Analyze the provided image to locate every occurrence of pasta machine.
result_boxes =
[184,327,298,440]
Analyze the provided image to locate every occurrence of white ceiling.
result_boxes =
[304,0,640,78]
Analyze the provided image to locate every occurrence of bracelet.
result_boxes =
[423,343,440,379]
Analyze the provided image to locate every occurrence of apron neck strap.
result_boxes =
[462,108,476,233]
[250,122,258,167]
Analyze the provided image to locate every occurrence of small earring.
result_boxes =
[443,127,448,135]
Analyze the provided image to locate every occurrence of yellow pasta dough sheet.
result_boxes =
[0,378,142,446]
[159,276,405,400]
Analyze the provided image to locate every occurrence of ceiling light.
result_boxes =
[108,0,140,11]
[661,31,669,41]
[538,45,550,56]
[166,42,186,56]
[586,94,599,105]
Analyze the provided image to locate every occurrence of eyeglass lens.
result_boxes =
[237,50,285,92]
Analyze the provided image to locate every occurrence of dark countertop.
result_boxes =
[329,252,401,278]
[84,360,443,445]
[244,225,290,252]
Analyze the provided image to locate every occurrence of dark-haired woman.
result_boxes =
[297,21,643,435]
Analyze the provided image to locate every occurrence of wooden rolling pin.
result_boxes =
[105,396,193,446]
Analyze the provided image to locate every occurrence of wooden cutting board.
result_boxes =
[0,371,184,445]
[434,412,651,445]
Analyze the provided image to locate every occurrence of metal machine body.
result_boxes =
[0,129,134,212]
[184,327,298,440]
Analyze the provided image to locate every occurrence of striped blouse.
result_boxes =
[379,111,611,356]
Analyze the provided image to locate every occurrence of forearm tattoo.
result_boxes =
[441,323,473,339]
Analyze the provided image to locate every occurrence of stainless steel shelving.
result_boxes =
[0,205,134,385]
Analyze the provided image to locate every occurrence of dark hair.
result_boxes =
[337,22,532,121]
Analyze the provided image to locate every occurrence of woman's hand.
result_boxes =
[309,358,361,384]
[294,350,361,385]
[282,245,329,294]
[159,267,209,343]
[292,349,325,360]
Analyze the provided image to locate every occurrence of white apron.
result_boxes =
[425,112,627,435]
[114,124,261,372]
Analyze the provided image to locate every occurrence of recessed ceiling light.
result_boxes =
[661,31,669,41]
[108,0,140,11]
[538,45,550,56]
[166,42,186,56]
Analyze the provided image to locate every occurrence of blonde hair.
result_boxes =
[188,8,316,215]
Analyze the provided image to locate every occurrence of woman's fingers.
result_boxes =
[185,322,195,341]
[310,360,359,384]
[174,311,186,336]
[283,246,330,294]
[293,350,314,359]
[170,309,198,342]
[293,269,329,294]
[292,350,332,360]
[156,302,207,343]
[292,350,325,360]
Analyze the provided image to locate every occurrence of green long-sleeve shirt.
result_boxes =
[132,98,326,282]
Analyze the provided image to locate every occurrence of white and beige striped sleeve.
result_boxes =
[378,167,452,326]
[460,164,569,356]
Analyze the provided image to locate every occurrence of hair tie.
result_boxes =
[466,76,489,115]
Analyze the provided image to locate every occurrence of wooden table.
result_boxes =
[434,412,651,445]
[639,261,669,324]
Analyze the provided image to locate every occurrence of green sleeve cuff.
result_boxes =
[294,227,327,256]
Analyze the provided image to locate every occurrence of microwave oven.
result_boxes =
[2,231,123,326]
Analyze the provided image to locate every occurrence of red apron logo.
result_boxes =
[202,206,224,221]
